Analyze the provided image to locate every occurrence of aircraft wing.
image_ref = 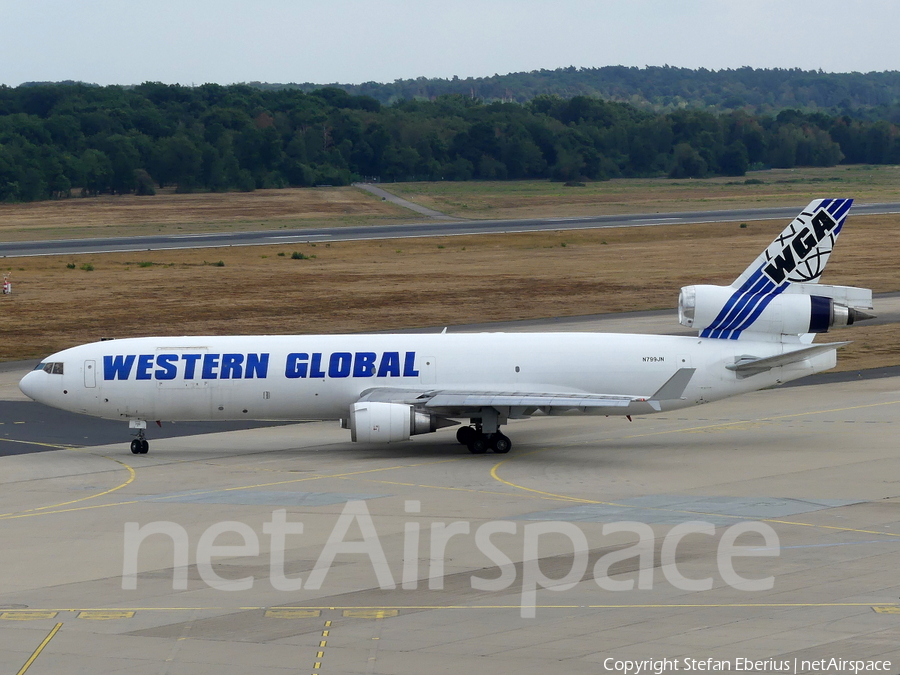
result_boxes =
[357,368,696,414]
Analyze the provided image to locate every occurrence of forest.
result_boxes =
[1,78,899,202]
[257,66,900,118]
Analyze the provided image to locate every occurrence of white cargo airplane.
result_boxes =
[20,199,874,455]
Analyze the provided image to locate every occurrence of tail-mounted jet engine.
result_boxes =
[678,284,875,336]
[348,401,457,443]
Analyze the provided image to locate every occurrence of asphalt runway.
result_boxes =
[2,313,900,672]
[3,201,900,257]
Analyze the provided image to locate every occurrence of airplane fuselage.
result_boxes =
[20,332,834,424]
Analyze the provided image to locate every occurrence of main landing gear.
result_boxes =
[456,425,512,454]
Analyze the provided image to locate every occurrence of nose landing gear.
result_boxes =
[130,431,149,455]
[129,420,149,454]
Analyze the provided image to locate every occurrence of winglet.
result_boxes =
[647,368,696,410]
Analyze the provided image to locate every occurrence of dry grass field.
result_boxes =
[384,165,900,219]
[2,210,897,371]
[0,186,412,241]
[2,166,898,244]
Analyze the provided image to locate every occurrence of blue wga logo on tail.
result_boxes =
[700,198,853,340]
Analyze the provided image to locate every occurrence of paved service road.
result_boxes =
[3,202,900,257]
[353,182,458,219]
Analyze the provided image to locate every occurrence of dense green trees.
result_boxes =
[1,80,899,203]
[255,66,900,118]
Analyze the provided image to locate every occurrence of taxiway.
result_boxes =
[1,314,899,673]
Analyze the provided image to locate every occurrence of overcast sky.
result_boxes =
[1,0,898,87]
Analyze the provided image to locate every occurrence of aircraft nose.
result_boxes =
[18,370,44,402]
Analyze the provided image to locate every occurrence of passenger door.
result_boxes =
[84,360,96,388]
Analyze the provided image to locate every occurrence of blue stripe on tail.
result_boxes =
[699,198,852,340]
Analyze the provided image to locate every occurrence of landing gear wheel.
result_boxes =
[131,427,150,454]
[467,436,488,454]
[490,433,512,454]
[456,426,476,445]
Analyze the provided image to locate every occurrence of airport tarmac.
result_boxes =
[2,319,900,672]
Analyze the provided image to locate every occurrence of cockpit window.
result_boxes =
[41,362,64,375]
[34,362,46,371]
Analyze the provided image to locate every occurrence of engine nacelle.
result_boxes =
[679,284,871,336]
[349,402,448,443]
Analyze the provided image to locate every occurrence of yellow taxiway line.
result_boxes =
[490,398,900,538]
[16,623,62,675]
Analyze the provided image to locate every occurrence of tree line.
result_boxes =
[254,66,900,119]
[1,82,899,202]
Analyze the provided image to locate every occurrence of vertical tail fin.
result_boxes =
[698,198,853,340]
[734,198,853,288]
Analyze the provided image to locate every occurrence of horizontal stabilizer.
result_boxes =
[783,283,873,310]
[726,342,849,376]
